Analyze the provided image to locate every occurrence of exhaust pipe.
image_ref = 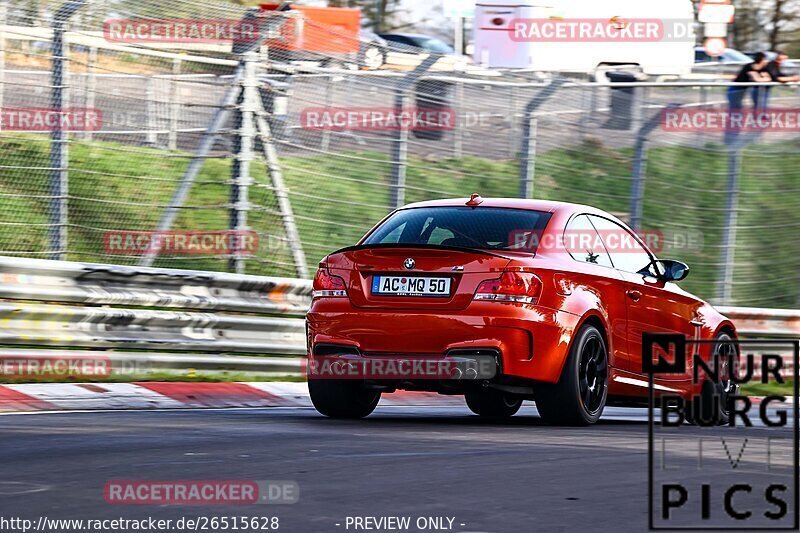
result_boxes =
[464,367,478,380]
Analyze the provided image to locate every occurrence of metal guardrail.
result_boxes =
[0,301,306,353]
[717,307,799,377]
[0,257,310,376]
[718,307,800,340]
[0,257,796,379]
[0,256,311,316]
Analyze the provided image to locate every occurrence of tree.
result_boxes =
[6,0,42,26]
[724,0,800,51]
[766,0,800,49]
[730,0,763,50]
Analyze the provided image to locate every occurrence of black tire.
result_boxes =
[308,379,380,419]
[359,44,386,70]
[687,332,739,426]
[318,58,357,71]
[465,388,522,418]
[535,324,609,426]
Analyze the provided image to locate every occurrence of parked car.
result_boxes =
[694,47,753,64]
[378,32,456,54]
[357,30,388,70]
[306,197,739,426]
[318,30,388,70]
[377,32,472,71]
[743,50,777,62]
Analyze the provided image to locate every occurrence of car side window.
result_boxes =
[564,215,613,268]
[427,227,455,245]
[588,216,653,275]
[380,223,406,244]
[387,36,412,48]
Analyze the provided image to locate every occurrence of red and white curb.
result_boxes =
[0,382,465,412]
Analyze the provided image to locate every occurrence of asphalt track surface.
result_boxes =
[0,403,795,533]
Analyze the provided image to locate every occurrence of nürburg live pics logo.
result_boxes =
[645,333,799,530]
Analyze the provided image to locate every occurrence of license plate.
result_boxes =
[371,276,451,297]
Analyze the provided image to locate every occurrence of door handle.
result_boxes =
[690,320,704,327]
[626,290,642,302]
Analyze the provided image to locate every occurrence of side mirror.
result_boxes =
[641,259,689,282]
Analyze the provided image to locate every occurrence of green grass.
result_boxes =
[1,134,798,306]
[741,380,795,397]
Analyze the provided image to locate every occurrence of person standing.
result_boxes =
[726,53,771,144]
[728,52,771,110]
[758,51,800,108]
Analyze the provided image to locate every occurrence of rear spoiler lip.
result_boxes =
[328,243,530,260]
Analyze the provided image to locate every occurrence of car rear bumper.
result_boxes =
[306,300,581,383]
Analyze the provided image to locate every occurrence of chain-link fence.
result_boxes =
[2,0,800,308]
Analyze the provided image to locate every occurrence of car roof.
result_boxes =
[694,46,738,52]
[379,33,437,40]
[400,197,616,219]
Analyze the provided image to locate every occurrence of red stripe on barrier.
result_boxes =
[0,386,55,410]
[135,382,294,408]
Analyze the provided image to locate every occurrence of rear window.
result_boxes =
[362,207,551,252]
[415,37,454,54]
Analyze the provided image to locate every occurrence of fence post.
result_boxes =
[631,85,647,134]
[320,74,333,152]
[578,84,590,142]
[390,98,410,209]
[454,80,464,158]
[0,3,6,132]
[83,46,97,141]
[628,105,677,231]
[717,147,741,306]
[519,116,537,199]
[508,85,519,159]
[229,51,258,274]
[50,0,87,260]
[696,84,708,146]
[168,57,182,151]
[518,78,566,199]
[389,55,439,209]
[145,77,157,146]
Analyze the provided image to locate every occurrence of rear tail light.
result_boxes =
[313,268,348,298]
[474,271,542,304]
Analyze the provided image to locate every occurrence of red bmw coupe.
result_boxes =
[306,196,738,425]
